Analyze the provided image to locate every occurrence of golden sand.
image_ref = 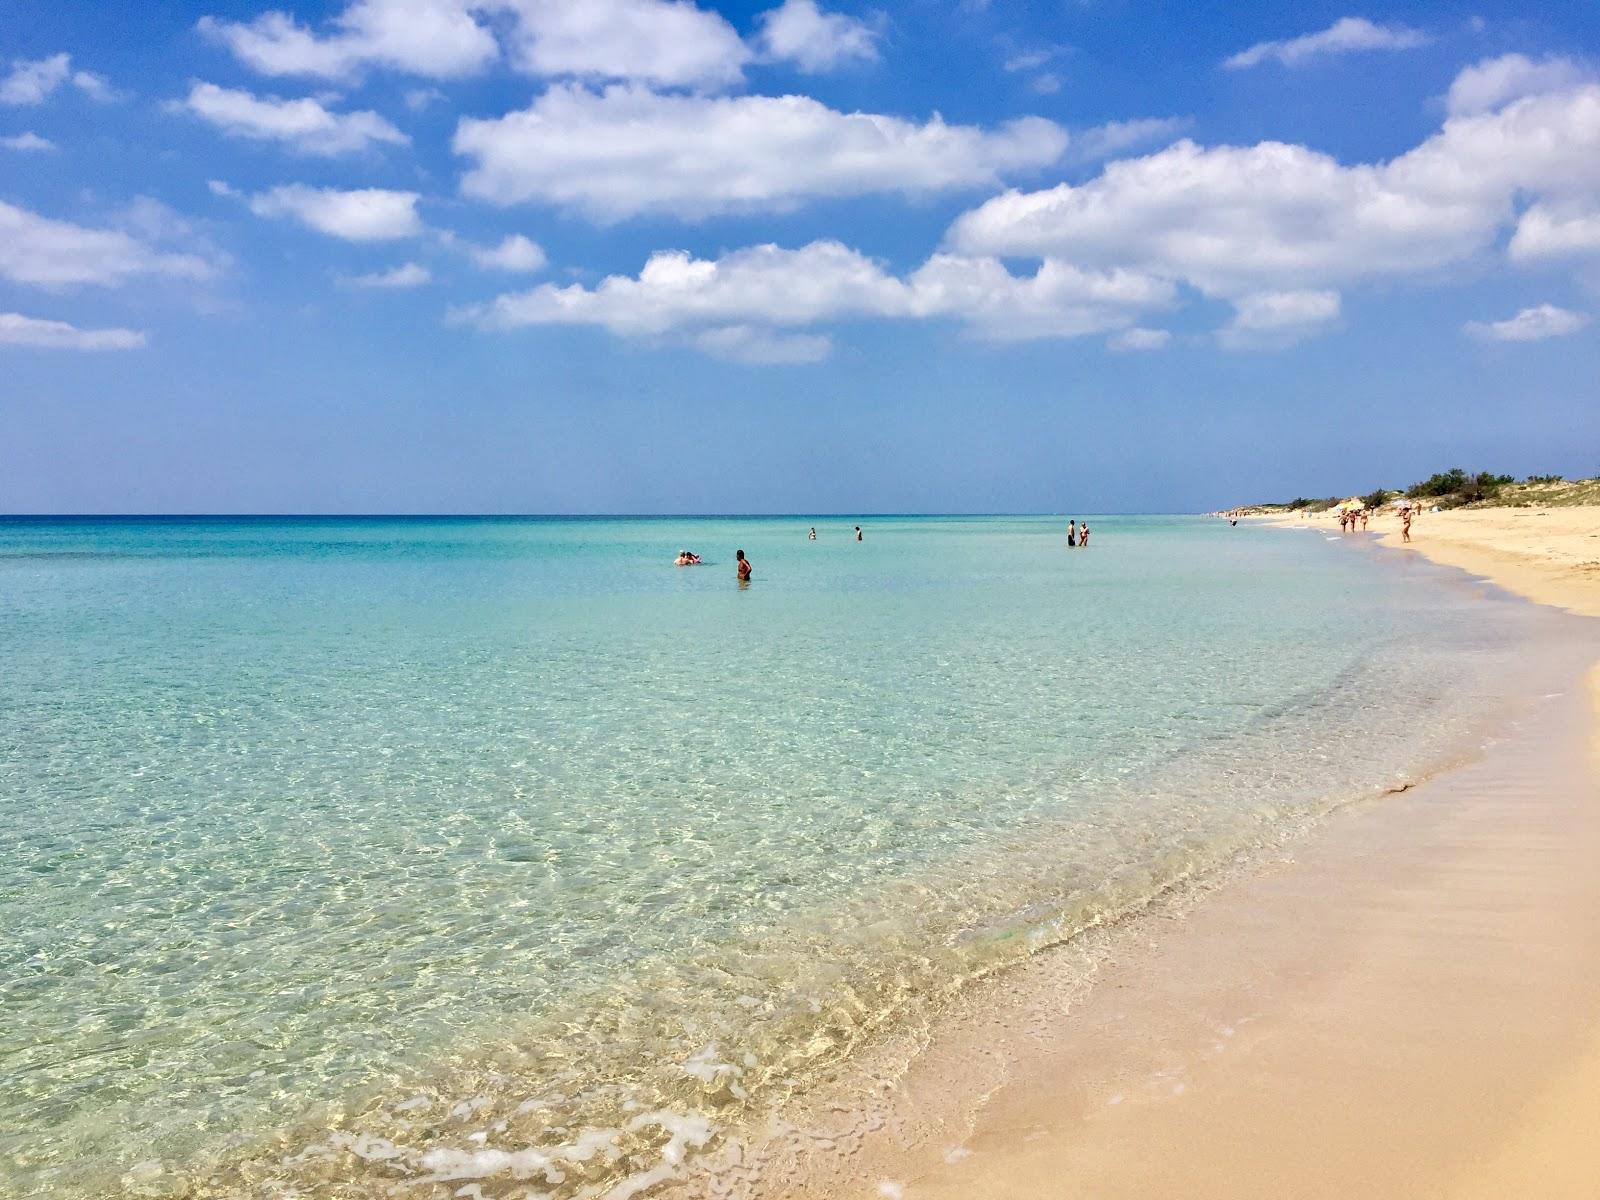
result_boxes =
[1267,503,1600,618]
[707,507,1600,1200]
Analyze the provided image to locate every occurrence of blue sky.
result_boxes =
[2,1,1597,513]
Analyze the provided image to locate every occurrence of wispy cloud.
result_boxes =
[1465,304,1589,342]
[0,53,116,104]
[1224,17,1428,70]
[1218,290,1341,349]
[467,234,547,273]
[340,262,431,288]
[0,131,54,151]
[178,82,408,155]
[0,311,145,350]
[1108,327,1170,352]
[1069,116,1189,163]
[0,200,219,288]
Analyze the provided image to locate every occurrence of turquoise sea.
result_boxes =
[1,515,1587,1198]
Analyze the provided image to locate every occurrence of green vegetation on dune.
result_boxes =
[1235,473,1599,514]
[1489,476,1600,508]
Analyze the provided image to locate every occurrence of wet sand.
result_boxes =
[706,511,1600,1200]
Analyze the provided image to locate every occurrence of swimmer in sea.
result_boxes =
[674,550,694,566]
[808,527,817,540]
[854,525,863,542]
[735,549,752,582]
[1079,522,1090,547]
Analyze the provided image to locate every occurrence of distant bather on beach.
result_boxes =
[1068,520,1077,547]
[735,549,752,582]
[855,525,863,542]
[1080,522,1090,547]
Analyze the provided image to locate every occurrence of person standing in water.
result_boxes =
[808,527,817,540]
[1080,521,1090,547]
[735,549,752,582]
[854,525,863,542]
[1068,520,1077,548]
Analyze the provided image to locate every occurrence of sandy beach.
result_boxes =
[708,505,1600,1200]
[1263,504,1600,618]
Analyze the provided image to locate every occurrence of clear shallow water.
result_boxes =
[0,516,1588,1198]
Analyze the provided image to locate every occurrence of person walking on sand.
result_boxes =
[1360,510,1369,531]
[735,549,752,582]
[1402,508,1413,543]
[1068,520,1077,548]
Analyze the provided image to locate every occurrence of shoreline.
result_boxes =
[1249,504,1600,618]
[704,506,1600,1198]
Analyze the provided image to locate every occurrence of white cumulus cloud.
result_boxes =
[1446,53,1590,117]
[452,239,1172,360]
[0,200,219,288]
[198,0,751,89]
[247,184,425,239]
[943,64,1600,347]
[180,82,409,155]
[1509,206,1600,260]
[493,0,750,89]
[0,312,146,350]
[947,79,1600,296]
[1465,303,1589,342]
[198,0,500,79]
[756,0,878,73]
[454,84,1067,219]
[1224,17,1428,70]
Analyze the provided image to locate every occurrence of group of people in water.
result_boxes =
[679,519,1101,583]
[673,524,867,582]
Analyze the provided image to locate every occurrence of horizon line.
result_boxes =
[0,511,1197,520]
